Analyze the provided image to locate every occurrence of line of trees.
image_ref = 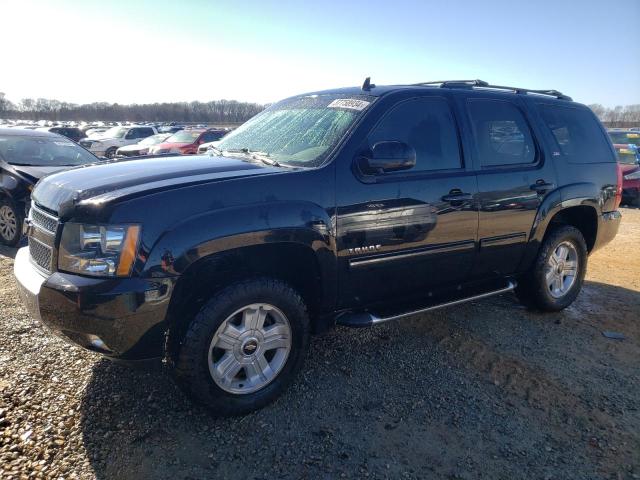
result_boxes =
[0,92,264,124]
[588,104,640,128]
[1,91,639,127]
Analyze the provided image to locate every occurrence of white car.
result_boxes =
[197,140,222,154]
[79,125,157,158]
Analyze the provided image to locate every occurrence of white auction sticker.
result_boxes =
[328,99,370,111]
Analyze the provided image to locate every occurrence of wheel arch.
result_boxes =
[519,184,601,272]
[164,241,330,360]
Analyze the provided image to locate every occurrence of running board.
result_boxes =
[336,280,517,328]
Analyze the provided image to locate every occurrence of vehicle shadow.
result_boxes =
[0,244,18,259]
[79,280,639,480]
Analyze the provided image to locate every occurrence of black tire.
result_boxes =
[105,147,118,158]
[631,191,640,208]
[515,225,588,312]
[172,277,310,416]
[0,198,24,247]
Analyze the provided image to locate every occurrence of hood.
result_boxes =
[11,164,69,181]
[32,155,281,217]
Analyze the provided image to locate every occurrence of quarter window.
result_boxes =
[538,104,615,164]
[367,97,462,172]
[467,100,536,167]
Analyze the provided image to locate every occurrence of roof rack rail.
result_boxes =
[412,79,572,101]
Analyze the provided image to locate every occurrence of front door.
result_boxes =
[336,94,479,308]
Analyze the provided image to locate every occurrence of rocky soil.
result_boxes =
[1,207,639,480]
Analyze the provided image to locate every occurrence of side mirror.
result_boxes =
[359,141,416,174]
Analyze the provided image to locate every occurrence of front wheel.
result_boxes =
[172,278,310,416]
[105,147,118,158]
[0,199,24,247]
[515,225,587,312]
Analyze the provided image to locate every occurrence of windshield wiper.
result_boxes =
[224,148,282,167]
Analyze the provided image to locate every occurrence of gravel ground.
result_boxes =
[1,207,639,480]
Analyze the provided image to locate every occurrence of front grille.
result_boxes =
[31,206,58,234]
[28,203,59,273]
[29,237,53,271]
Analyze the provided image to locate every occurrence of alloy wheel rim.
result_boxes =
[0,206,17,241]
[546,241,579,298]
[208,303,292,395]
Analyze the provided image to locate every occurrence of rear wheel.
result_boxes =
[515,225,587,311]
[172,278,310,416]
[0,199,23,247]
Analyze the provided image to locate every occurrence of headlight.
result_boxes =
[624,170,640,180]
[58,223,141,277]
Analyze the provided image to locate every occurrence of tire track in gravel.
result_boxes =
[413,311,640,478]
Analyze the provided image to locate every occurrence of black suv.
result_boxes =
[13,80,622,415]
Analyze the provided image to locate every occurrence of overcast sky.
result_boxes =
[2,0,639,107]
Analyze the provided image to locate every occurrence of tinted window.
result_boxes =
[367,97,461,172]
[0,135,97,166]
[202,131,225,142]
[538,105,614,163]
[467,100,535,167]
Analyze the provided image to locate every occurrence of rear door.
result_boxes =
[336,94,479,308]
[455,95,558,278]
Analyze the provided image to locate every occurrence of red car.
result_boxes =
[148,129,226,155]
[613,144,640,207]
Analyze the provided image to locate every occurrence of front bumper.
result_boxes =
[13,247,175,360]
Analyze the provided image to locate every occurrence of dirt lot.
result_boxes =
[1,208,639,480]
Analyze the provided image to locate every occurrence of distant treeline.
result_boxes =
[1,91,638,127]
[0,92,264,123]
[589,104,640,128]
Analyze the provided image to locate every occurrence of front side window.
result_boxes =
[538,104,614,164]
[0,135,97,166]
[467,99,536,167]
[365,96,462,172]
[217,94,375,167]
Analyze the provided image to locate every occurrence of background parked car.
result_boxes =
[608,129,640,148]
[36,126,86,143]
[80,125,157,158]
[613,143,640,207]
[158,126,184,134]
[148,128,226,155]
[115,133,172,157]
[197,140,222,154]
[0,128,99,245]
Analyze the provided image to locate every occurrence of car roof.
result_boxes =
[0,127,61,138]
[301,80,574,104]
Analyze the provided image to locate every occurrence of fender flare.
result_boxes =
[143,200,336,303]
[519,182,600,271]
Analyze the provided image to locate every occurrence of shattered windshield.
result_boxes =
[216,94,375,167]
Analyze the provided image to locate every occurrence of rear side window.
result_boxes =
[538,104,614,163]
[367,96,462,172]
[467,99,536,167]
